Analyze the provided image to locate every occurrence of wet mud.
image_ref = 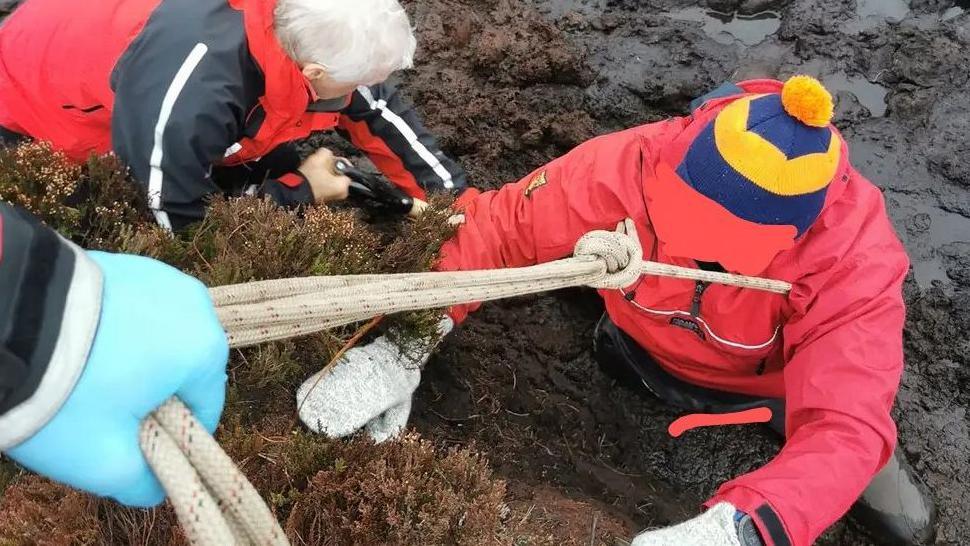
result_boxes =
[401,0,970,544]
[1,0,965,543]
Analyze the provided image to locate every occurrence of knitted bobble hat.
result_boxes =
[677,75,840,236]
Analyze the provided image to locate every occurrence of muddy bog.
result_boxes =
[0,0,968,545]
[404,1,970,545]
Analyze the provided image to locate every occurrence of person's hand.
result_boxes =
[297,317,453,443]
[408,198,429,219]
[632,503,763,546]
[5,252,229,508]
[299,148,351,204]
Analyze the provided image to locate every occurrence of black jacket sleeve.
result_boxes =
[0,202,101,449]
[337,81,468,197]
[261,172,315,207]
[109,0,259,231]
[207,143,316,208]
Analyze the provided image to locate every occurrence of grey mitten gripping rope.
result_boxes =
[297,317,454,442]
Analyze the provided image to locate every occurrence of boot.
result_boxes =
[850,449,937,545]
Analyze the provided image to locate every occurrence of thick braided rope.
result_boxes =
[211,219,792,347]
[140,219,791,545]
[141,399,288,546]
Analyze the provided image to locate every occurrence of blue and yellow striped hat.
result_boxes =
[677,76,840,236]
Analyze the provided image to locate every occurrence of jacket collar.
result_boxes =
[229,0,315,113]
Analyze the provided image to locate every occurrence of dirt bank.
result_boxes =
[402,0,970,544]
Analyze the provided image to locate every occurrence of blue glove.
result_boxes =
[5,251,228,507]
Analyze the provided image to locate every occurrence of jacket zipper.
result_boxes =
[689,281,709,317]
[620,281,781,352]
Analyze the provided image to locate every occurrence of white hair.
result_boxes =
[274,0,417,84]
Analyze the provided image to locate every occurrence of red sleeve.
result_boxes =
[436,125,663,323]
[707,196,910,546]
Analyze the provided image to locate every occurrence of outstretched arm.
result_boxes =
[707,203,909,546]
[436,125,659,322]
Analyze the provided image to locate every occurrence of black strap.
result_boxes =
[755,504,792,546]
[696,260,727,273]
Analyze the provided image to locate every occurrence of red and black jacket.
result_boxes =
[0,0,466,230]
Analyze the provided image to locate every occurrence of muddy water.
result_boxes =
[667,8,781,46]
[845,0,911,33]
[405,0,970,545]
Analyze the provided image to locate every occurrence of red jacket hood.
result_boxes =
[225,0,338,165]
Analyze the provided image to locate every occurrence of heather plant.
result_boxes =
[284,433,506,546]
[0,143,508,545]
[0,141,83,232]
[0,459,18,498]
[0,431,507,546]
[0,142,149,247]
[0,475,102,545]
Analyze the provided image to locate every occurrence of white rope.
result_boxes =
[211,219,792,348]
[141,400,288,545]
[140,219,791,544]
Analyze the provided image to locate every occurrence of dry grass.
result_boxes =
[0,476,101,546]
[0,144,509,545]
[285,434,505,546]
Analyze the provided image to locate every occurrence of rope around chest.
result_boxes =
[140,219,792,545]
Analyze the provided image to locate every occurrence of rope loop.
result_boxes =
[142,218,793,546]
[574,219,644,289]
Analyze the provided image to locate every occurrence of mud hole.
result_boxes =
[399,0,970,544]
[0,0,966,544]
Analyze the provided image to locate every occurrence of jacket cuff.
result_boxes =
[707,487,793,546]
[444,306,469,325]
[0,239,102,449]
[260,171,315,207]
[436,254,473,326]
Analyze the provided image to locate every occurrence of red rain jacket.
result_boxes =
[438,80,909,546]
[0,0,465,228]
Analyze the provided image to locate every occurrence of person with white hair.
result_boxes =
[0,0,467,231]
[0,0,469,511]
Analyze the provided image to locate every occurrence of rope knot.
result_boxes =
[574,219,643,289]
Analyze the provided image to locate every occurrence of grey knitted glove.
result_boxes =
[632,503,756,546]
[297,317,453,443]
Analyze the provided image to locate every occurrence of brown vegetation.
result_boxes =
[0,144,510,545]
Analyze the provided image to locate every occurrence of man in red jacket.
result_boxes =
[0,0,467,230]
[298,77,936,545]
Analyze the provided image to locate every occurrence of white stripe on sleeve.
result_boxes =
[356,86,455,190]
[148,43,209,227]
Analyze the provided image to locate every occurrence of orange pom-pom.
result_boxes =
[781,75,834,128]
